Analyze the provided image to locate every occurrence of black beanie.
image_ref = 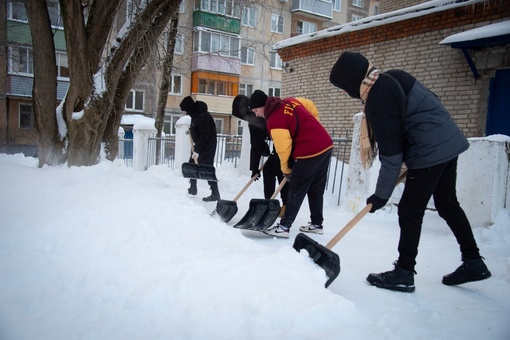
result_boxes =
[249,90,268,109]
[179,96,195,114]
[329,51,370,99]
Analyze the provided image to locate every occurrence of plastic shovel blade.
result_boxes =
[181,162,218,181]
[293,233,341,288]
[233,199,281,231]
[215,200,238,223]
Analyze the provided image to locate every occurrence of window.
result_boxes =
[199,0,239,17]
[56,52,69,79]
[352,0,363,7]
[126,90,144,111]
[174,34,184,54]
[268,88,281,97]
[169,74,182,95]
[19,103,34,130]
[7,0,60,26]
[271,14,284,34]
[9,46,34,75]
[333,0,342,11]
[164,115,183,135]
[193,30,240,58]
[241,7,256,27]
[351,14,364,21]
[239,84,253,96]
[373,5,379,15]
[198,78,234,96]
[237,120,243,135]
[8,1,27,21]
[47,0,62,27]
[269,51,282,69]
[296,21,317,35]
[214,119,223,134]
[179,1,184,13]
[241,46,255,65]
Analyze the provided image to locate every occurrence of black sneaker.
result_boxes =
[366,262,416,293]
[442,257,491,286]
[188,187,197,195]
[202,194,220,202]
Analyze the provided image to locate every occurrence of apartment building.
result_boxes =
[0,0,378,156]
[165,0,378,136]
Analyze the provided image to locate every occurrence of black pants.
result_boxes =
[262,152,288,204]
[280,149,332,228]
[397,157,480,271]
[188,155,219,196]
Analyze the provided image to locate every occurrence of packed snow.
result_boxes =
[0,153,509,339]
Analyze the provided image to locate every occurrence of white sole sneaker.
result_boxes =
[299,225,323,235]
[262,225,290,238]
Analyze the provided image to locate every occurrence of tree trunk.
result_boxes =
[25,0,66,167]
[154,10,179,164]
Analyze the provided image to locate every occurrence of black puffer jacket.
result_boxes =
[189,101,217,165]
[330,52,469,199]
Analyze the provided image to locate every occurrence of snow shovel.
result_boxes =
[293,170,408,288]
[233,177,287,231]
[181,132,218,182]
[213,160,268,222]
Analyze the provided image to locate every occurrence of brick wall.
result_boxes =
[379,0,428,13]
[277,1,510,140]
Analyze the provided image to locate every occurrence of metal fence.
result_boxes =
[118,132,352,205]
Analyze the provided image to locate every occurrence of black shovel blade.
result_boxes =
[293,233,341,288]
[233,199,281,231]
[215,199,238,223]
[182,162,218,181]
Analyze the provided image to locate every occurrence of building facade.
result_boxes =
[274,0,510,139]
[0,0,378,156]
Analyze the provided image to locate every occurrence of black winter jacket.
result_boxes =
[189,101,217,165]
[365,70,469,198]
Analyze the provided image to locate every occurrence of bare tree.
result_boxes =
[154,9,179,164]
[25,0,180,167]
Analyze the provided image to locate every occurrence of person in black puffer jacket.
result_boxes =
[180,96,220,202]
[329,51,491,292]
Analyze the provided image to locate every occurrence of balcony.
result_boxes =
[193,11,240,34]
[192,53,241,75]
[291,0,333,20]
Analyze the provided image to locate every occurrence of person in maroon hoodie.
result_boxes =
[248,90,333,238]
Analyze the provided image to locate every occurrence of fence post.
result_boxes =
[238,119,250,174]
[118,126,125,159]
[133,123,156,171]
[342,112,381,212]
[175,115,192,170]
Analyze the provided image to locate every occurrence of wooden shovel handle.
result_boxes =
[324,169,408,250]
[270,176,288,199]
[232,159,269,202]
[325,204,372,249]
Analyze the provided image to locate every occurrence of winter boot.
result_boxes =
[188,180,197,196]
[442,257,491,286]
[366,262,416,293]
[203,181,220,202]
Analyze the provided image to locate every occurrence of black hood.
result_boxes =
[329,51,369,99]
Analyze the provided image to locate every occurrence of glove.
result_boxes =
[192,152,199,162]
[251,170,261,181]
[366,194,388,213]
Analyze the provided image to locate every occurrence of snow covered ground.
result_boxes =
[0,153,509,339]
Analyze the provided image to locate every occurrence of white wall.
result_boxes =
[344,113,510,227]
